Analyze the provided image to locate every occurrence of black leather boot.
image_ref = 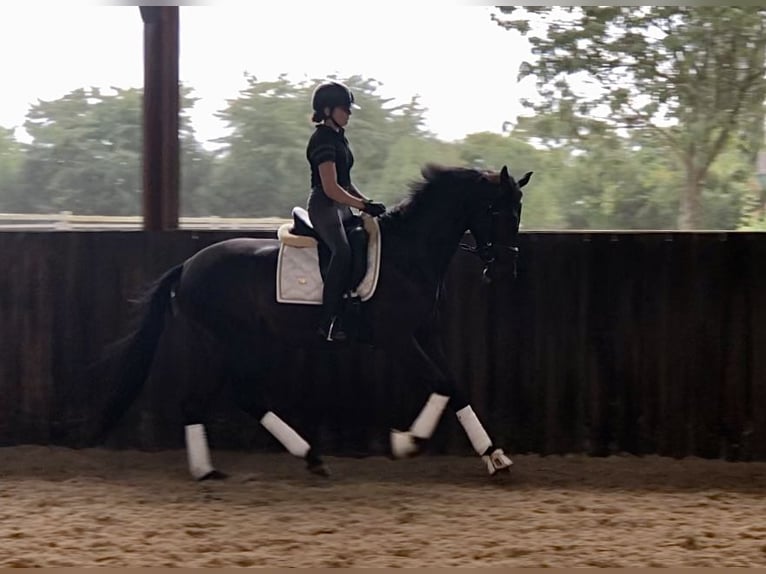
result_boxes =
[318,313,347,342]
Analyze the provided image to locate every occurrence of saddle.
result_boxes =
[276,207,381,306]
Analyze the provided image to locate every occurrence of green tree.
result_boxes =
[455,131,562,229]
[509,110,757,230]
[366,136,462,206]
[318,76,437,206]
[0,127,24,212]
[544,129,681,230]
[341,76,421,196]
[494,6,766,229]
[207,74,311,217]
[20,85,210,216]
[179,88,216,217]
[740,192,766,231]
[208,74,437,217]
[357,92,457,205]
[700,145,755,229]
[21,87,143,214]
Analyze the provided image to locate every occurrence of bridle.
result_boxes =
[460,201,520,283]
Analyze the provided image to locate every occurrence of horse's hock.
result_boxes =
[0,230,764,461]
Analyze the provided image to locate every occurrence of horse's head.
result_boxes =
[462,165,533,283]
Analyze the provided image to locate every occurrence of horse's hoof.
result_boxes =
[198,469,229,481]
[305,448,330,477]
[390,429,420,459]
[307,463,331,478]
[483,448,513,476]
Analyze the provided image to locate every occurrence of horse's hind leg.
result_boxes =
[181,379,229,481]
[228,340,330,477]
[174,314,229,481]
[256,407,330,477]
[184,421,227,481]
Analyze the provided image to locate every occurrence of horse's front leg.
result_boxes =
[390,332,512,476]
[418,327,513,476]
[384,336,443,458]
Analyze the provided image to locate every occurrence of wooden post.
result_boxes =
[140,6,179,231]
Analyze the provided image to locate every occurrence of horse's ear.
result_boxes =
[500,165,510,184]
[421,163,443,181]
[518,171,533,189]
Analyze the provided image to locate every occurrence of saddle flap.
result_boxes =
[277,215,382,305]
[291,207,318,238]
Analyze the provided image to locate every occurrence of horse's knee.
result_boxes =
[446,388,469,411]
[234,393,268,420]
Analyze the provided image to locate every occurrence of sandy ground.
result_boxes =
[0,446,765,567]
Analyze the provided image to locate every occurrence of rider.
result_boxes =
[306,80,386,342]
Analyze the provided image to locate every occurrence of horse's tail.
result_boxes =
[92,263,184,443]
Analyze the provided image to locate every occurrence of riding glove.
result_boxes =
[361,199,386,217]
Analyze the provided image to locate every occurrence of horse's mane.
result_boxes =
[380,163,483,227]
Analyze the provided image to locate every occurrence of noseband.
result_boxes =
[460,203,519,283]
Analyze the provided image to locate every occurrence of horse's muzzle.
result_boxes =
[482,245,519,284]
[460,241,519,284]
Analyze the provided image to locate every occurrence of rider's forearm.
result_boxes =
[324,184,366,210]
[348,183,370,202]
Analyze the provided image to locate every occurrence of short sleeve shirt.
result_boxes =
[306,125,354,189]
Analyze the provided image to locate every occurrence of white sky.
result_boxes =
[0,3,537,146]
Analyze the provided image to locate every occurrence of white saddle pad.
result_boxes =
[275,215,381,305]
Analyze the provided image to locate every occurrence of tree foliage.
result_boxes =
[0,66,761,230]
[493,6,766,229]
[7,85,204,215]
[0,127,24,211]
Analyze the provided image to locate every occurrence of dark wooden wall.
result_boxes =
[0,231,764,460]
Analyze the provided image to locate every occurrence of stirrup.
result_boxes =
[319,315,347,342]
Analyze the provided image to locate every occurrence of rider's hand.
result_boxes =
[361,199,386,217]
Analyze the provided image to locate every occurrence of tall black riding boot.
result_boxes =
[318,310,347,342]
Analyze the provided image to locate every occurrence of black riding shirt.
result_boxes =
[306,124,354,190]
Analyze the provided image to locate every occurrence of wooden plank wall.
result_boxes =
[0,231,763,461]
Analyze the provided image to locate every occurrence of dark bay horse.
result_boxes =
[95,164,532,480]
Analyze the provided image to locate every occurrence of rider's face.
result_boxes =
[329,105,351,127]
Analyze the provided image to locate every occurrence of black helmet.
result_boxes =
[311,81,359,116]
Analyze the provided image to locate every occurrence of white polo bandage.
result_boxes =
[260,412,310,458]
[456,405,493,455]
[185,424,215,480]
[410,393,450,439]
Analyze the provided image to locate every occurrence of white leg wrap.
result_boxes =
[260,412,310,458]
[483,448,513,475]
[185,424,215,480]
[410,393,450,439]
[456,405,493,455]
[390,429,419,459]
